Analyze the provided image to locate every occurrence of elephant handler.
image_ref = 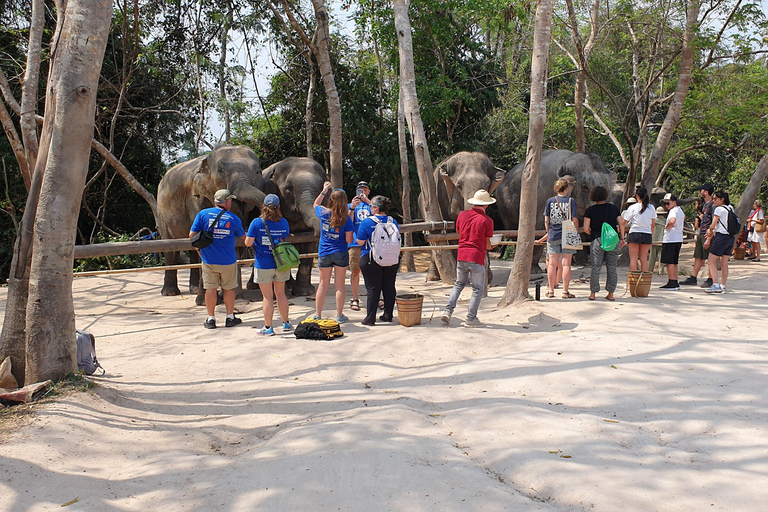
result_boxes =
[441,190,499,328]
[189,189,246,329]
[348,181,372,312]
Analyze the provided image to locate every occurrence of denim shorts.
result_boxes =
[547,237,576,255]
[318,250,350,268]
[628,232,652,245]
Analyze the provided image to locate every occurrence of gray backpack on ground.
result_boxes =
[76,330,104,376]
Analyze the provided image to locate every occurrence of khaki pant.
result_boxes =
[202,263,238,290]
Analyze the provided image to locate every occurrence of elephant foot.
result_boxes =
[195,294,205,306]
[189,285,201,295]
[425,270,441,282]
[290,282,316,297]
[246,280,259,290]
[161,285,181,296]
[530,265,544,275]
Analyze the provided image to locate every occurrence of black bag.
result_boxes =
[720,206,741,236]
[191,209,226,249]
[294,318,344,340]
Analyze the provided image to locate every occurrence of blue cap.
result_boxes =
[264,194,280,207]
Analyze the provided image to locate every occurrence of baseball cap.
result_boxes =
[662,193,677,203]
[214,189,236,202]
[626,197,637,204]
[264,194,280,207]
[356,181,370,189]
[698,184,714,194]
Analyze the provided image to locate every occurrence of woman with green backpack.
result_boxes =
[583,186,626,301]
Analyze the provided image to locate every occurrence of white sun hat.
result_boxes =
[467,189,496,205]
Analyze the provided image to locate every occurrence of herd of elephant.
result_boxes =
[155,144,683,302]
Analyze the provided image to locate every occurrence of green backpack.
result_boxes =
[262,219,301,272]
[601,222,620,251]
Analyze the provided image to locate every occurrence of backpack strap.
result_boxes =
[208,208,226,232]
[260,218,276,248]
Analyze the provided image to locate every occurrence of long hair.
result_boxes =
[260,204,282,222]
[636,185,650,213]
[328,189,349,229]
[714,190,730,205]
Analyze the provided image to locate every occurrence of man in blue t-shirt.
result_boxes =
[189,189,246,329]
[347,181,371,311]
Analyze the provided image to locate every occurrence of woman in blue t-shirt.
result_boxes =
[245,194,292,336]
[356,196,399,326]
[313,182,354,322]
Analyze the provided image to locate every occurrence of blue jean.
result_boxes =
[445,261,485,321]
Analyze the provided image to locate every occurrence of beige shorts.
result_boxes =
[202,263,238,290]
[255,267,291,284]
[349,245,362,272]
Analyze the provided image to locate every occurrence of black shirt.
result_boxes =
[584,203,620,242]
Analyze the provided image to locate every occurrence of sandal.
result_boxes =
[546,291,555,298]
[588,294,596,301]
[562,292,576,299]
[605,295,615,301]
[378,299,385,310]
[349,298,360,311]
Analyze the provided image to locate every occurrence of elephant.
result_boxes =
[261,157,326,297]
[157,145,266,298]
[495,149,617,272]
[421,152,506,281]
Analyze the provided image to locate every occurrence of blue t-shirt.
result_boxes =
[357,215,400,258]
[315,205,354,257]
[190,207,245,265]
[543,196,577,241]
[246,217,290,269]
[348,201,372,248]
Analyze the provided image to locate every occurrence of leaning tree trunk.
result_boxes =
[393,0,455,281]
[735,152,768,222]
[398,88,416,272]
[24,0,112,383]
[499,0,555,306]
[565,0,599,153]
[641,0,700,190]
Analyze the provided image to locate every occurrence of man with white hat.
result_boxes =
[189,189,246,329]
[441,189,500,327]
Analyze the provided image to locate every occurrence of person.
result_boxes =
[620,185,656,272]
[189,189,246,329]
[538,178,578,298]
[659,193,685,290]
[313,182,354,322]
[244,194,292,336]
[348,181,372,312]
[356,195,399,326]
[441,189,499,327]
[705,191,736,293]
[681,184,714,287]
[648,206,667,274]
[747,199,764,262]
[583,186,625,301]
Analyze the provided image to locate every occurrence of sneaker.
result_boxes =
[283,321,294,332]
[361,318,375,326]
[680,276,697,286]
[699,278,713,288]
[311,314,321,320]
[705,284,723,294]
[336,314,349,324]
[721,286,727,294]
[379,314,393,322]
[659,282,680,290]
[225,315,242,328]
[256,326,275,336]
[463,318,484,328]
[441,310,452,324]
[203,318,216,329]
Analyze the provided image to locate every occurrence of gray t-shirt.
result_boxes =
[544,196,577,241]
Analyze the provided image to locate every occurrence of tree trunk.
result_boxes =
[18,0,45,191]
[565,0,599,154]
[641,0,700,190]
[219,0,232,142]
[499,0,555,306]
[305,36,317,159]
[398,88,415,272]
[310,0,343,189]
[23,0,112,383]
[735,152,768,222]
[393,0,455,281]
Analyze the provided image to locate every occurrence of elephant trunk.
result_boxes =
[296,189,322,236]
[230,182,266,210]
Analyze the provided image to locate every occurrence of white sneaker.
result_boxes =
[441,310,452,324]
[463,318,484,328]
[705,284,723,294]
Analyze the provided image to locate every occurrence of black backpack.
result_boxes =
[720,206,741,236]
[294,318,344,340]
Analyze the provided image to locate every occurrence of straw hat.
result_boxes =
[468,189,496,205]
[656,206,667,214]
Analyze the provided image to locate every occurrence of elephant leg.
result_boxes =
[531,246,545,274]
[188,250,202,295]
[162,251,181,296]
[246,266,258,289]
[425,254,441,282]
[291,256,316,296]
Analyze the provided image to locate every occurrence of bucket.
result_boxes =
[733,247,747,260]
[396,293,423,327]
[627,270,652,297]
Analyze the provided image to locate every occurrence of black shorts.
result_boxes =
[628,232,652,245]
[709,233,735,257]
[660,242,682,264]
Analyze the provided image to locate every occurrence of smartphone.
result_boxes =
[356,187,364,198]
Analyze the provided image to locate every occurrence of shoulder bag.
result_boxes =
[557,198,582,251]
[262,219,301,272]
[191,209,226,249]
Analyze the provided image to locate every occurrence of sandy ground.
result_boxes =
[2,246,768,511]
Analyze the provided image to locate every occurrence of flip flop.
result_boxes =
[588,294,596,301]
[562,292,576,299]
[605,295,615,301]
[349,298,360,311]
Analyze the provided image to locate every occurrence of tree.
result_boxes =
[0,0,112,384]
[499,0,555,306]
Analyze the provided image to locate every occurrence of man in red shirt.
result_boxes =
[441,190,499,327]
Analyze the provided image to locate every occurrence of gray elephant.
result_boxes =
[262,157,325,297]
[495,150,617,272]
[422,152,506,281]
[157,145,266,297]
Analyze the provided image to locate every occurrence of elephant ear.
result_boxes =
[192,156,213,199]
[489,168,506,194]
[439,165,455,199]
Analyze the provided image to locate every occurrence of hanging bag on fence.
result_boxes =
[601,221,620,252]
[556,198,582,251]
[191,209,226,249]
[262,219,301,272]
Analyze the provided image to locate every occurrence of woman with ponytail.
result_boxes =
[313,182,355,322]
[620,185,656,271]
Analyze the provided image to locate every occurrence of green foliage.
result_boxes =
[74,234,162,273]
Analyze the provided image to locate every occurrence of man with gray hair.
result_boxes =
[190,189,246,329]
